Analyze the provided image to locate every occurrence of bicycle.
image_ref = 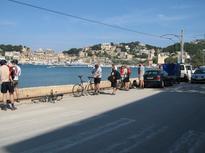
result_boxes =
[31,90,64,103]
[72,75,95,97]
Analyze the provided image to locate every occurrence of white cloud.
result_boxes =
[157,14,189,21]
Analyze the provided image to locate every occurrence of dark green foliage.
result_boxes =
[163,40,205,66]
[152,57,158,64]
[63,48,82,55]
[91,44,101,50]
[0,44,23,52]
[165,56,178,63]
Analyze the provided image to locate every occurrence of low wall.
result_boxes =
[0,78,138,101]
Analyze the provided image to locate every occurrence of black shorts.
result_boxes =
[123,77,130,83]
[111,81,117,88]
[94,78,101,84]
[1,82,14,94]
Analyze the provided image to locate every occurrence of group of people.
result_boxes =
[91,63,145,95]
[0,59,21,111]
[0,61,144,111]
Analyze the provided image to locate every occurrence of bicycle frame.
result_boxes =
[72,75,95,97]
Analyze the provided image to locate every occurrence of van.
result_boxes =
[180,64,192,82]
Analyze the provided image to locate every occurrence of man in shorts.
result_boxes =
[92,63,102,94]
[0,60,16,110]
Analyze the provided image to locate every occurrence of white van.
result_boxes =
[180,64,192,82]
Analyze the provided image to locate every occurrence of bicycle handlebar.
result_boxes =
[88,76,94,79]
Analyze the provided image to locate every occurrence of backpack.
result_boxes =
[127,68,131,75]
[116,70,121,80]
[7,65,16,80]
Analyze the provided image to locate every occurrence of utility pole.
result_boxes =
[180,29,184,64]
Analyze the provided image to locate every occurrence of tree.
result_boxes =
[165,56,177,63]
[152,57,158,64]
[63,48,81,55]
[91,44,101,50]
[0,44,24,52]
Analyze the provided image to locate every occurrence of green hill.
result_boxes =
[162,40,205,66]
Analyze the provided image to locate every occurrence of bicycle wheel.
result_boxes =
[86,83,95,95]
[72,84,83,97]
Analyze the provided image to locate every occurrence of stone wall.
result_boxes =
[0,78,138,101]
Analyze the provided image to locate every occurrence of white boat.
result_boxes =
[66,60,90,67]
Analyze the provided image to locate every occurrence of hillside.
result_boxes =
[163,40,205,66]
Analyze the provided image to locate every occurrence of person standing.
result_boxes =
[138,64,145,88]
[0,60,16,111]
[124,65,131,90]
[110,64,118,95]
[92,63,102,94]
[11,59,21,102]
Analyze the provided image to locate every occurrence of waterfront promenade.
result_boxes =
[0,83,205,153]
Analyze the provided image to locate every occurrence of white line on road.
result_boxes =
[97,125,168,153]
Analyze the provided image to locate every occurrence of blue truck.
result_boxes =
[162,63,181,85]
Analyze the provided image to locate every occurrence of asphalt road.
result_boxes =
[0,83,205,153]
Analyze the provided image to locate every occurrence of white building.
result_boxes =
[158,53,169,64]
[101,43,112,51]
[5,51,21,60]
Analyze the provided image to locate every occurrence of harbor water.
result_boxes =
[19,65,139,88]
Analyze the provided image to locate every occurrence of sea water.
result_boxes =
[19,65,138,88]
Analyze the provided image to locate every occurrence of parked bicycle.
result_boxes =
[31,90,64,103]
[72,75,95,97]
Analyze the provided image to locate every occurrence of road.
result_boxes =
[0,83,205,153]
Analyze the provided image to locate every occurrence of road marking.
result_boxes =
[97,125,167,153]
[70,114,108,127]
[22,118,135,153]
[168,130,205,153]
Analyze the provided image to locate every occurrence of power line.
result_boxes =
[7,0,169,40]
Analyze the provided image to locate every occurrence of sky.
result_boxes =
[0,0,205,52]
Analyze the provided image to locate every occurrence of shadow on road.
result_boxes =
[3,90,205,153]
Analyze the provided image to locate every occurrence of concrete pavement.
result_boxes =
[0,83,205,153]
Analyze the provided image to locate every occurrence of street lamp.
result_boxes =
[160,30,184,64]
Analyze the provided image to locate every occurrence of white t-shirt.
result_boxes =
[13,65,21,81]
[92,67,102,78]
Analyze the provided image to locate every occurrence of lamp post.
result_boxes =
[160,30,184,64]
